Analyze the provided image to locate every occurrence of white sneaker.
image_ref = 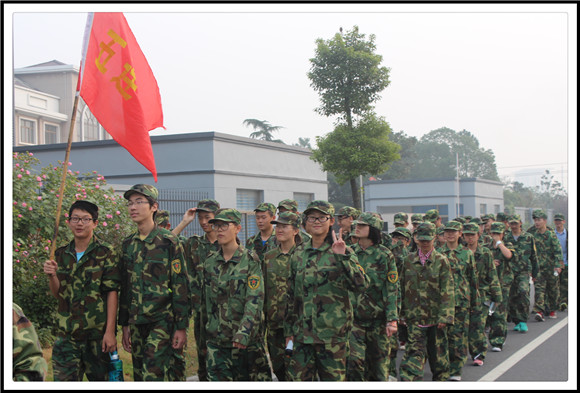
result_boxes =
[491,347,502,352]
[448,375,462,381]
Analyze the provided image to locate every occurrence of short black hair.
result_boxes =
[69,200,98,220]
[368,226,382,245]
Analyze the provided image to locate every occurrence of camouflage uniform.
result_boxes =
[527,210,563,317]
[52,235,120,381]
[504,214,538,327]
[13,303,48,381]
[407,214,423,253]
[246,202,277,260]
[204,209,271,381]
[487,223,516,350]
[347,213,399,381]
[336,206,361,246]
[424,209,441,226]
[285,200,369,381]
[155,210,170,227]
[119,185,190,382]
[554,213,568,310]
[278,198,312,244]
[399,223,455,381]
[438,221,480,378]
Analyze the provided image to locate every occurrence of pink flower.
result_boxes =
[104,194,109,199]
[106,214,113,219]
[93,170,97,174]
[42,174,47,179]
[95,185,100,189]
[16,260,20,263]
[68,162,72,166]
[64,213,69,217]
[33,275,37,279]
[115,224,120,230]
[29,152,33,156]
[37,196,42,200]
[15,163,20,167]
[22,202,27,207]
[26,170,30,175]
[36,176,42,181]
[116,211,121,215]
[17,214,22,218]
[38,182,43,187]
[102,222,108,227]
[17,174,22,179]
[13,201,17,205]
[28,207,33,211]
[45,247,49,251]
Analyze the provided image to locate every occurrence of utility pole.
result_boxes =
[360,175,365,212]
[456,152,460,218]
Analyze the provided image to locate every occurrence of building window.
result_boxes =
[293,192,314,213]
[81,106,104,142]
[480,204,487,215]
[19,118,37,145]
[494,204,501,214]
[44,123,59,144]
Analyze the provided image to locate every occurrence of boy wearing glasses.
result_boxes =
[43,200,120,381]
[119,184,190,381]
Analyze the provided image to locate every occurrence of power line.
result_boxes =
[497,162,568,169]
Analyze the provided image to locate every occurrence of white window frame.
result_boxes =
[19,117,37,145]
[81,106,104,142]
[44,122,60,144]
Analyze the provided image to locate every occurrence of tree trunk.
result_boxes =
[350,177,361,210]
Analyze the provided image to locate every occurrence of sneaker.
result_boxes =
[491,346,502,352]
[513,323,521,331]
[448,375,462,381]
[549,311,557,319]
[560,303,567,311]
[519,322,528,333]
[535,312,545,322]
[473,359,484,366]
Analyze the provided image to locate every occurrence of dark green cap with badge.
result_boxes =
[353,212,383,231]
[471,217,483,225]
[278,199,298,212]
[271,211,300,227]
[304,200,335,216]
[481,214,495,223]
[394,212,409,224]
[392,227,412,240]
[424,209,439,223]
[411,213,424,224]
[336,206,360,219]
[554,213,565,221]
[444,220,463,231]
[155,210,170,226]
[209,208,242,225]
[462,222,480,234]
[416,222,436,240]
[124,184,158,201]
[197,199,220,213]
[496,212,508,222]
[254,202,276,215]
[454,217,466,224]
[532,209,547,219]
[490,222,506,233]
[508,214,521,223]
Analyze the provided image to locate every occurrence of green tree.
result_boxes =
[312,114,400,207]
[242,118,285,143]
[308,26,392,208]
[379,131,418,180]
[293,137,312,149]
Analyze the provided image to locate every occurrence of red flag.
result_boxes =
[79,12,164,182]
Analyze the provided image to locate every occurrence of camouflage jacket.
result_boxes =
[352,243,398,326]
[118,226,190,330]
[390,239,409,272]
[203,246,265,348]
[479,233,493,248]
[284,239,369,344]
[54,236,120,340]
[13,303,47,382]
[399,249,455,326]
[472,246,502,304]
[490,241,516,287]
[503,231,539,278]
[262,244,296,329]
[182,233,219,314]
[438,244,480,310]
[526,227,564,272]
[245,230,277,260]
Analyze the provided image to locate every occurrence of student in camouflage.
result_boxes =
[527,209,564,321]
[553,213,568,311]
[278,198,311,244]
[393,212,409,228]
[203,208,271,381]
[246,202,277,260]
[462,222,502,366]
[13,303,48,381]
[487,222,515,351]
[119,184,189,381]
[424,209,442,228]
[436,226,446,249]
[284,200,369,381]
[398,222,455,381]
[505,214,538,332]
[155,209,171,229]
[262,211,302,381]
[438,221,480,381]
[172,199,221,381]
[43,200,120,381]
[346,212,399,381]
[336,206,361,246]
[481,214,495,248]
[407,214,423,253]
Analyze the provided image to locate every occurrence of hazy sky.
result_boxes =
[6,3,576,190]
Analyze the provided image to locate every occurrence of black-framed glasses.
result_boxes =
[211,222,232,231]
[126,200,149,207]
[306,216,330,223]
[69,217,95,224]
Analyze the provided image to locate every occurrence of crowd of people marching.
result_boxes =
[13,183,568,382]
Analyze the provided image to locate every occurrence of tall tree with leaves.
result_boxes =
[293,137,312,149]
[308,26,392,208]
[242,118,285,143]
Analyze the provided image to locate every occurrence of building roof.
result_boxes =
[14,60,79,75]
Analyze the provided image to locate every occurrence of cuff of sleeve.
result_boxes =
[175,319,188,330]
[232,332,249,347]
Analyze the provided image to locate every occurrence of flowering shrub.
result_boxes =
[12,152,134,334]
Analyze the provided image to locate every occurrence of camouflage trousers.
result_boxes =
[559,266,568,307]
[52,335,109,381]
[468,300,490,361]
[399,324,449,381]
[193,312,207,381]
[488,283,510,349]
[287,340,348,381]
[266,326,288,381]
[508,271,531,324]
[206,340,272,381]
[388,325,407,378]
[129,320,185,381]
[533,268,560,314]
[447,305,470,376]
[346,322,391,381]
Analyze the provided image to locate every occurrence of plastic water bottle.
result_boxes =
[285,340,293,358]
[108,351,124,381]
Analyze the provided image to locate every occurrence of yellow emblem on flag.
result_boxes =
[388,270,398,283]
[172,259,181,274]
[248,275,260,290]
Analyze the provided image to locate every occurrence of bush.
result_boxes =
[12,151,134,333]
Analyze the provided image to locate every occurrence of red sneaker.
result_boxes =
[549,311,557,319]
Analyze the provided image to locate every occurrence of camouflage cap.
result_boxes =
[462,222,480,234]
[209,208,242,225]
[155,210,170,226]
[416,222,436,241]
[464,215,473,221]
[277,199,298,212]
[336,206,360,219]
[394,212,409,224]
[496,212,508,222]
[444,220,463,231]
[254,202,276,215]
[454,217,467,224]
[424,209,440,223]
[437,226,445,235]
[391,227,412,240]
[508,214,522,223]
[353,212,383,231]
[197,199,220,213]
[304,200,335,216]
[471,217,483,225]
[532,209,547,219]
[271,211,300,227]
[481,214,495,223]
[490,222,506,234]
[124,184,158,201]
[411,213,424,224]
[554,213,565,221]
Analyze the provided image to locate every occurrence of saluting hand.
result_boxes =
[181,208,197,224]
[331,228,346,255]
